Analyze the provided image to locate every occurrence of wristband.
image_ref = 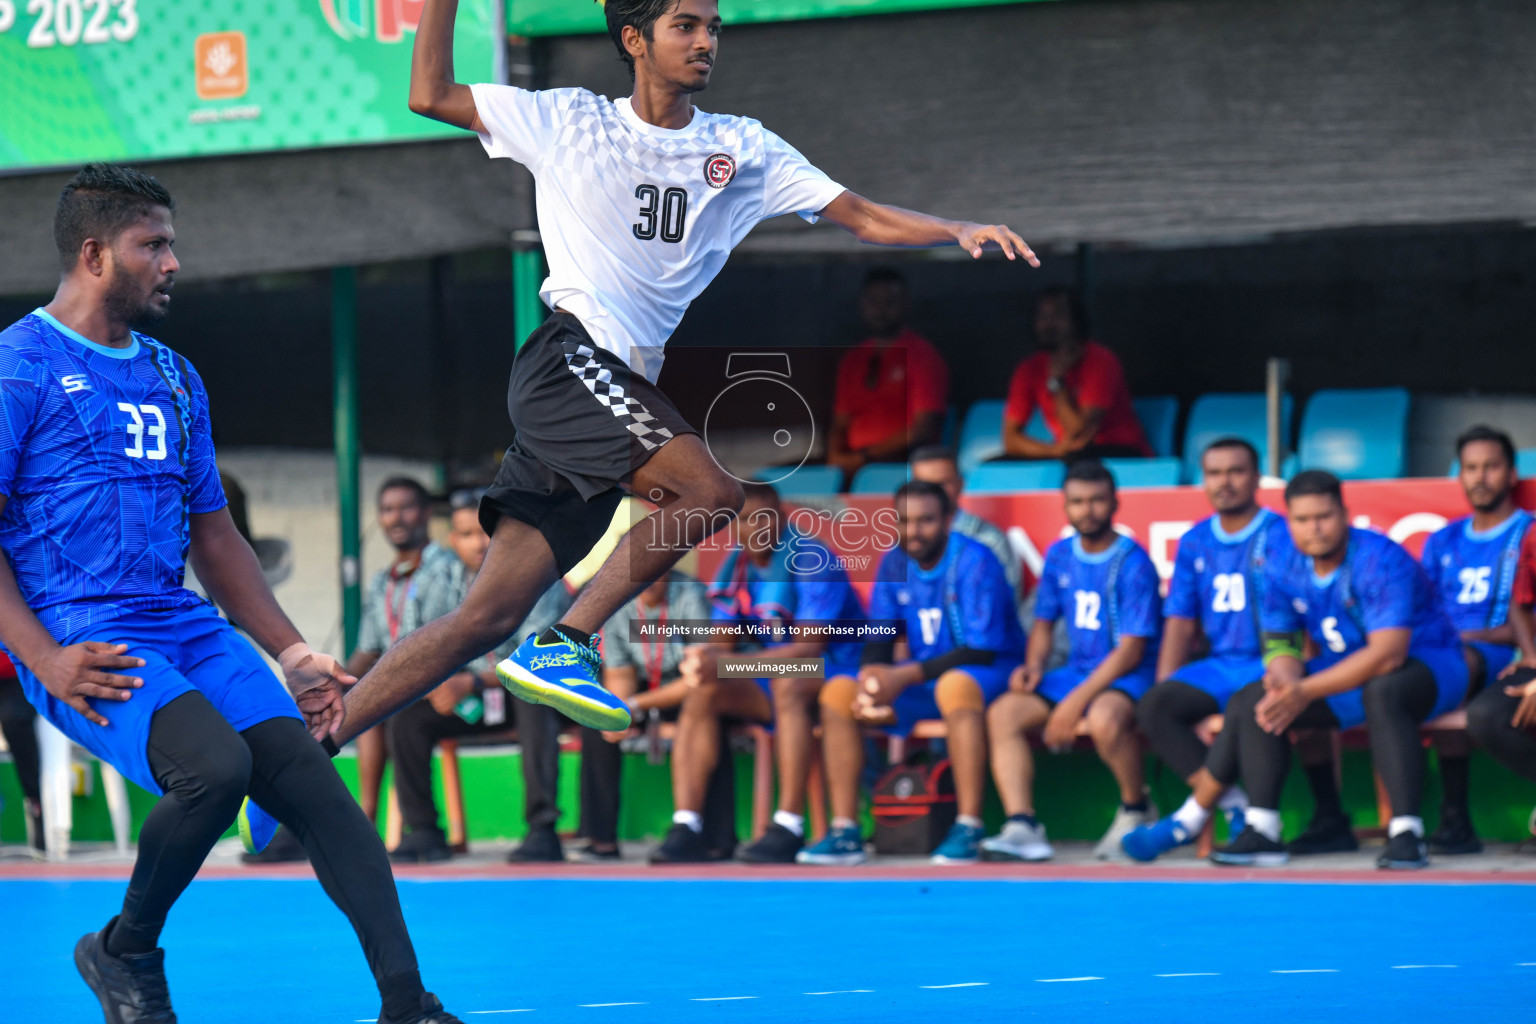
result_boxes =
[320,735,341,758]
[1262,632,1304,668]
[278,642,314,675]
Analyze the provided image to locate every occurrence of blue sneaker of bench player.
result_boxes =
[931,821,984,864]
[497,632,632,732]
[237,797,279,855]
[1120,816,1195,862]
[797,825,867,866]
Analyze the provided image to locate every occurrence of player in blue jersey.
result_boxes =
[1159,470,1468,870]
[648,482,864,864]
[1121,438,1285,860]
[0,166,459,1024]
[983,460,1161,862]
[808,480,1024,864]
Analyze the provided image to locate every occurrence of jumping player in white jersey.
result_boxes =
[328,0,1038,751]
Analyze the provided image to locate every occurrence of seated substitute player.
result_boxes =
[982,460,1161,862]
[1120,438,1286,860]
[0,165,459,1024]
[1147,470,1469,869]
[649,483,864,864]
[909,445,1022,597]
[330,0,1038,752]
[810,480,1024,865]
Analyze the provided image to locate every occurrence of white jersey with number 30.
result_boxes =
[470,84,846,382]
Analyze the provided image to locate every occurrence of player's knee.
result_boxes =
[819,674,859,720]
[681,681,719,719]
[1087,695,1131,740]
[182,740,252,814]
[1465,690,1504,747]
[935,672,985,718]
[771,677,818,714]
[1361,672,1407,720]
[1227,680,1265,720]
[1136,684,1171,734]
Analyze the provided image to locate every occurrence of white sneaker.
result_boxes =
[1094,802,1158,860]
[980,819,1054,862]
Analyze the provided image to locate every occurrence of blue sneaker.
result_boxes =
[237,797,279,854]
[796,825,867,866]
[497,632,632,732]
[931,821,983,864]
[1120,816,1195,862]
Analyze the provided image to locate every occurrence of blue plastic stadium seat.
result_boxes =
[753,464,842,496]
[1182,393,1293,484]
[1298,388,1410,481]
[849,462,910,496]
[1132,395,1179,459]
[964,461,1065,494]
[957,400,1052,476]
[1103,457,1182,489]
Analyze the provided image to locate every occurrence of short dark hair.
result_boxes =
[1064,457,1116,493]
[908,444,956,467]
[54,163,174,272]
[1202,436,1260,473]
[1284,469,1343,505]
[603,0,686,79]
[863,266,907,292]
[1033,285,1088,340]
[377,476,431,507]
[1455,424,1516,469]
[896,479,953,518]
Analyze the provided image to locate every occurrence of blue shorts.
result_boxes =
[1317,646,1470,731]
[885,658,1018,737]
[1467,642,1515,691]
[15,603,300,795]
[1037,663,1156,706]
[1167,655,1264,709]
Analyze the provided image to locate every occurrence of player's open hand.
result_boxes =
[1506,677,1536,729]
[1042,699,1083,751]
[1010,664,1042,694]
[279,643,356,741]
[858,664,904,708]
[956,222,1040,266]
[36,642,145,727]
[1499,655,1536,680]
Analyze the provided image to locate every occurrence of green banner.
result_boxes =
[508,0,1049,37]
[0,1,498,172]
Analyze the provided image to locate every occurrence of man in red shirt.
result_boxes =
[1001,287,1150,461]
[827,268,949,479]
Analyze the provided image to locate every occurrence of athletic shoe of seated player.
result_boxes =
[1285,811,1360,855]
[236,796,279,855]
[1120,816,1195,863]
[649,822,712,864]
[1094,800,1157,860]
[931,821,984,864]
[1210,825,1290,867]
[980,816,1054,862]
[1377,829,1430,870]
[75,917,175,1024]
[797,824,867,866]
[497,632,631,732]
[1426,806,1483,856]
[377,991,466,1024]
[737,822,803,864]
[390,828,453,866]
[508,823,564,863]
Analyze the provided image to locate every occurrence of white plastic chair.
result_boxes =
[36,718,131,860]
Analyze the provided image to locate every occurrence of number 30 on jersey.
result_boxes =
[634,185,688,243]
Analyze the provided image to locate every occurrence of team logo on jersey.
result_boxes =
[60,374,90,394]
[896,590,910,604]
[704,153,736,189]
[1293,598,1308,613]
[1194,557,1206,573]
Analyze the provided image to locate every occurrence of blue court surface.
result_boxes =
[6,875,1535,1023]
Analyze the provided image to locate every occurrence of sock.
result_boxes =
[1305,761,1343,819]
[1246,807,1282,843]
[378,970,427,1024]
[1007,812,1038,827]
[1172,796,1211,834]
[1216,786,1249,813]
[544,624,595,648]
[104,917,155,958]
[1121,797,1149,815]
[772,810,805,837]
[831,816,858,832]
[1388,815,1425,839]
[957,814,983,829]
[1438,755,1471,818]
[672,809,703,834]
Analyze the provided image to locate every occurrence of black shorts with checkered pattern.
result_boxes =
[481,311,697,576]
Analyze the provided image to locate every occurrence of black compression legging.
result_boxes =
[115,692,425,1020]
[1207,661,1438,814]
[1137,680,1223,780]
[0,677,41,804]
[1467,666,1536,783]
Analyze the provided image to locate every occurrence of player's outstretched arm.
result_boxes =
[406,0,485,132]
[817,191,1040,265]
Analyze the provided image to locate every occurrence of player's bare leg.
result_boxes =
[935,672,989,821]
[817,675,865,825]
[1087,691,1145,806]
[986,691,1051,817]
[768,677,823,818]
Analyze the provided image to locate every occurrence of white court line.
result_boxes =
[921,982,989,989]
[1036,977,1103,983]
[467,1012,537,1015]
[579,1003,647,1008]
[1156,973,1220,977]
[691,997,757,1002]
[1273,969,1339,974]
[805,990,874,995]
[1391,965,1457,970]
[1519,964,1536,967]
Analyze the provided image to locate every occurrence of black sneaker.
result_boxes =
[74,917,177,1023]
[1427,810,1483,856]
[378,991,465,1024]
[507,824,564,863]
[736,822,804,864]
[1286,813,1359,855]
[390,829,453,865]
[1210,826,1290,867]
[1377,830,1430,870]
[241,826,308,865]
[648,823,711,864]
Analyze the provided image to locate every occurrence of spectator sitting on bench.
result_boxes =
[387,488,572,864]
[982,460,1161,863]
[1127,470,1470,870]
[1123,438,1287,862]
[649,483,864,865]
[811,480,1024,865]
